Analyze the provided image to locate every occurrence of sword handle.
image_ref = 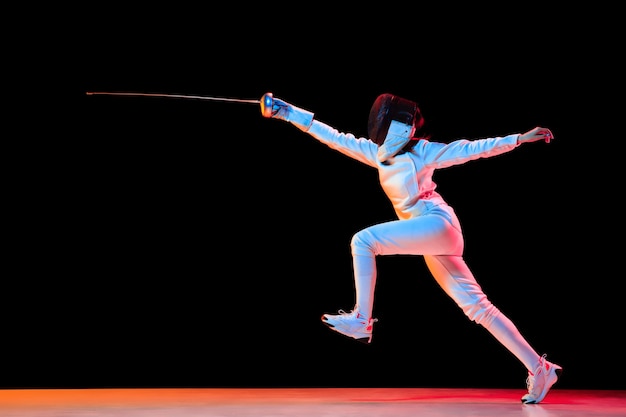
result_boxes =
[260,92,273,118]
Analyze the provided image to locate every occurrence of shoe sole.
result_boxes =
[321,317,372,344]
[522,365,563,404]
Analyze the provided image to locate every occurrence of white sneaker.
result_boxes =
[321,308,377,344]
[521,354,563,404]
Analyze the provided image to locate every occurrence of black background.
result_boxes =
[8,6,624,390]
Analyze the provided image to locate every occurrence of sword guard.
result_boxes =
[260,92,273,118]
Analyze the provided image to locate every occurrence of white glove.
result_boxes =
[517,126,554,144]
[271,97,314,132]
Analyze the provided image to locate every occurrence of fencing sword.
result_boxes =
[85,91,275,118]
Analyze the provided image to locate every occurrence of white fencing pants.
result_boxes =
[349,202,540,372]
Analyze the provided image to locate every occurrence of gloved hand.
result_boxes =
[518,126,554,144]
[270,97,314,132]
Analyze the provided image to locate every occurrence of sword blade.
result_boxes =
[85,91,260,104]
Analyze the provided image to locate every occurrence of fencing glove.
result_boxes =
[270,97,314,132]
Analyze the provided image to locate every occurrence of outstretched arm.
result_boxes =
[518,127,554,144]
[420,126,554,169]
[268,95,380,166]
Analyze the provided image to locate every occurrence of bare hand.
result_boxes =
[518,127,554,144]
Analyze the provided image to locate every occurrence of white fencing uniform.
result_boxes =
[303,119,543,373]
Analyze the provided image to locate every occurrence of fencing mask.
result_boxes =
[367,93,424,162]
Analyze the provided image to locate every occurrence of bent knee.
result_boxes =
[351,229,379,257]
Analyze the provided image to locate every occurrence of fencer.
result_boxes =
[268,92,561,404]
